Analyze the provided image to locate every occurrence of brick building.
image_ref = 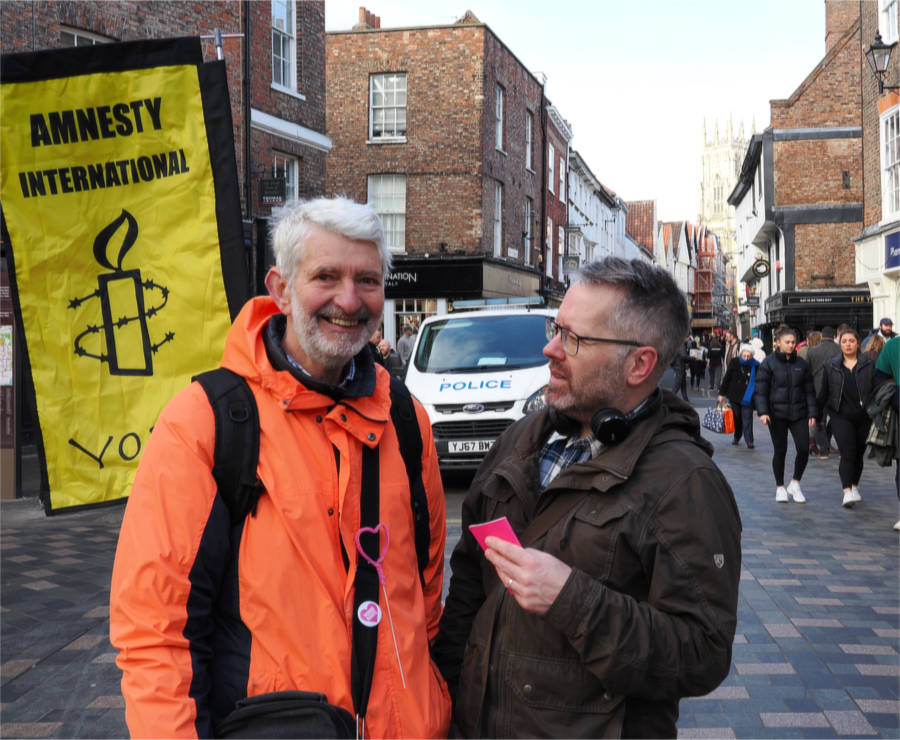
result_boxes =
[1,0,330,292]
[728,0,871,335]
[854,1,900,323]
[326,9,568,343]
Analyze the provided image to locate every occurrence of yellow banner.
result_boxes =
[1,63,235,510]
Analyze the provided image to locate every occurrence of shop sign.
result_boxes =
[886,231,900,271]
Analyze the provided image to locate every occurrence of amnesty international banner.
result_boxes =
[0,38,249,513]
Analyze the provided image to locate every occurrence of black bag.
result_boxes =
[215,691,355,739]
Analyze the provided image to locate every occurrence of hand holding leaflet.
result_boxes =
[468,516,521,551]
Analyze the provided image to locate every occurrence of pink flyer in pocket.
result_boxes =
[468,517,522,551]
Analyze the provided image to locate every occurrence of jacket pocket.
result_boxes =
[500,651,624,737]
[552,502,629,582]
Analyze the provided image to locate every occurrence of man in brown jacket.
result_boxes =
[434,258,742,738]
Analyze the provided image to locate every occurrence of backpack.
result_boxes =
[192,367,431,586]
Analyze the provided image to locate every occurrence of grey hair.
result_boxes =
[269,196,391,286]
[575,257,690,379]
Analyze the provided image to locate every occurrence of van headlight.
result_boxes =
[523,385,549,414]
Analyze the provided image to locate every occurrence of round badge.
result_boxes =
[357,600,382,627]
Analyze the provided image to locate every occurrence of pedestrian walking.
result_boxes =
[807,326,841,459]
[689,338,707,391]
[671,337,691,401]
[718,343,759,448]
[866,333,885,363]
[707,335,724,391]
[755,324,817,503]
[815,327,876,508]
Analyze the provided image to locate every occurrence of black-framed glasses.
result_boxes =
[545,318,642,356]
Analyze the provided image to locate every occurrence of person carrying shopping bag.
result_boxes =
[815,327,876,508]
[718,343,759,449]
[754,324,817,503]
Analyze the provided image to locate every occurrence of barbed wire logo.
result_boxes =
[68,209,173,376]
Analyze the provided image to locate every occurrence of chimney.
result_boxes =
[353,7,381,30]
[824,0,855,53]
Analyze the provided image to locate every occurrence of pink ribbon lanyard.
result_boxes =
[354,523,389,585]
[354,523,406,688]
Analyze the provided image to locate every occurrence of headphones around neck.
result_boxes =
[547,388,663,446]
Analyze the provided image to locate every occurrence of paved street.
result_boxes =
[2,388,898,738]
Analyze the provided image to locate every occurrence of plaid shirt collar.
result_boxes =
[538,431,603,490]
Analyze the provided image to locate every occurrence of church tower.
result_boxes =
[698,116,750,259]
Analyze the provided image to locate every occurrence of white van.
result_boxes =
[403,307,555,470]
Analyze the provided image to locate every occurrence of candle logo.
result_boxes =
[69,209,172,376]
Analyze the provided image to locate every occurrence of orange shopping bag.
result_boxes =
[722,405,735,435]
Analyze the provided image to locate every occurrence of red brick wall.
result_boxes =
[773,138,862,206]
[545,118,569,282]
[825,0,859,53]
[794,221,861,287]
[326,22,544,264]
[771,20,861,129]
[769,14,863,292]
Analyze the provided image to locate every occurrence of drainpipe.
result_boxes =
[539,84,548,304]
[243,0,252,218]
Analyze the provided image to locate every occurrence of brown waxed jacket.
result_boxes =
[433,392,742,738]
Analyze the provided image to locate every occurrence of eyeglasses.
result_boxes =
[545,318,643,356]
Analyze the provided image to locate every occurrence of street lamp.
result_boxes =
[865,30,899,94]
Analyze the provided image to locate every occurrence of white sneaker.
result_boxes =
[851,484,861,499]
[894,519,900,531]
[843,489,862,508]
[787,480,806,503]
[775,486,789,503]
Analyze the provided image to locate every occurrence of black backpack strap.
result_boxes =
[388,376,430,587]
[193,368,264,527]
[351,443,380,723]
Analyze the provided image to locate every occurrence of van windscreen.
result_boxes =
[413,314,549,373]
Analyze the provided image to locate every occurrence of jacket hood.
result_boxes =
[653,390,714,456]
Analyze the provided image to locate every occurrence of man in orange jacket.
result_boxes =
[110,197,450,738]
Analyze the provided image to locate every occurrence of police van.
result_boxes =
[403,305,555,470]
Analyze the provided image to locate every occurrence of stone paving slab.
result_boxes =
[1,389,898,739]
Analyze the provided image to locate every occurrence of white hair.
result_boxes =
[269,196,391,286]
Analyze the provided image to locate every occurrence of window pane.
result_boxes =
[370,73,407,139]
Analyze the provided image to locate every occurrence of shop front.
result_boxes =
[383,256,543,346]
[763,288,873,337]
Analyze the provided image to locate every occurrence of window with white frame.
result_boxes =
[370,73,407,140]
[558,225,565,278]
[495,85,505,151]
[546,217,553,276]
[273,152,299,201]
[524,198,533,265]
[493,182,503,257]
[882,0,899,44]
[881,105,900,220]
[59,26,112,46]
[272,0,296,90]
[548,143,555,194]
[525,112,534,170]
[368,174,407,252]
[559,156,566,202]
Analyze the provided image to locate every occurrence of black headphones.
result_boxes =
[547,388,663,446]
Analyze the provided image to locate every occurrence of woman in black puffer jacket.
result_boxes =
[754,324,817,504]
[816,327,876,509]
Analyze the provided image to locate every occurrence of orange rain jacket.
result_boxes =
[110,297,451,738]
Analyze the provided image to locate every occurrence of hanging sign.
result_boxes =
[0,38,249,513]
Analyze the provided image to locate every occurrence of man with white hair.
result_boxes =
[110,197,450,738]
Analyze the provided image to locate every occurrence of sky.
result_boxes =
[325,0,829,222]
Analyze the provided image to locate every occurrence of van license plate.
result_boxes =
[448,440,493,453]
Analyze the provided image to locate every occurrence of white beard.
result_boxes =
[289,293,379,372]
